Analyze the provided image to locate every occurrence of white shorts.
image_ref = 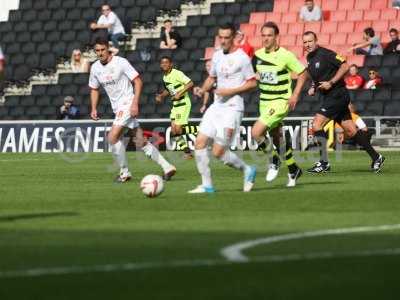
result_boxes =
[113,108,140,129]
[199,103,243,146]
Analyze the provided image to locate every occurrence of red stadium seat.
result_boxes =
[330,33,348,45]
[389,20,400,31]
[288,23,304,35]
[321,0,338,11]
[338,21,355,33]
[289,0,305,12]
[381,9,398,20]
[249,12,267,24]
[277,23,289,35]
[372,0,389,9]
[304,22,322,34]
[363,10,381,21]
[296,35,304,46]
[249,36,263,48]
[347,32,361,45]
[281,12,297,23]
[338,0,355,10]
[346,55,365,67]
[330,11,347,22]
[321,21,338,33]
[280,35,297,46]
[347,10,364,22]
[322,11,331,21]
[354,0,371,10]
[265,12,282,24]
[240,24,256,37]
[274,0,290,13]
[354,21,372,33]
[317,33,330,46]
[287,46,303,58]
[373,20,389,33]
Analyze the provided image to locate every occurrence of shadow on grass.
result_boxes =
[0,212,79,222]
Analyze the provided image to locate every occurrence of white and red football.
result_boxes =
[140,175,164,197]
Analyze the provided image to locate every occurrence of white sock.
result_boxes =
[220,150,247,171]
[195,148,213,188]
[111,139,128,174]
[142,142,172,172]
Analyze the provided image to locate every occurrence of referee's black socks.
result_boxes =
[354,130,379,161]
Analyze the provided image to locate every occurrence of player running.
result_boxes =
[89,38,176,182]
[301,31,384,173]
[251,22,308,187]
[189,23,257,194]
[156,56,197,159]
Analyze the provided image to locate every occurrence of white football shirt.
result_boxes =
[89,56,139,112]
[210,48,255,112]
[97,11,125,35]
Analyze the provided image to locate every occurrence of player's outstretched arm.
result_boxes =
[131,76,143,117]
[90,88,100,120]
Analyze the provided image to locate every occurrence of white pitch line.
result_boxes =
[221,224,400,262]
[1,248,400,279]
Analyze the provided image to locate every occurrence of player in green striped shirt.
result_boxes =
[156,56,197,159]
[251,22,308,187]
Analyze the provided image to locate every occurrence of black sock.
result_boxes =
[354,130,379,161]
[182,124,199,135]
[314,130,328,163]
[284,131,299,174]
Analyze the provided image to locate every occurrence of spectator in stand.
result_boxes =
[345,64,365,90]
[70,49,90,73]
[364,68,382,89]
[0,45,4,97]
[58,96,80,120]
[383,28,400,54]
[299,0,322,22]
[394,0,400,9]
[349,27,383,55]
[160,20,182,49]
[234,30,254,58]
[90,4,125,53]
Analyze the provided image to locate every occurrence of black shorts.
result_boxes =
[317,88,351,122]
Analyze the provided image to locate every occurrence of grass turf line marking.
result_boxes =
[221,224,400,262]
[1,248,400,279]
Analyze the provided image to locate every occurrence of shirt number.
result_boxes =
[259,72,278,84]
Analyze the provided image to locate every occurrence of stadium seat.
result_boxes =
[389,20,400,32]
[240,24,256,37]
[280,35,297,47]
[289,0,305,12]
[382,54,400,67]
[364,56,383,67]
[330,33,347,45]
[281,12,297,24]
[384,101,400,116]
[337,21,355,33]
[347,10,363,22]
[304,22,321,34]
[249,12,266,24]
[321,22,337,34]
[274,1,289,13]
[354,21,372,33]
[265,12,282,24]
[381,9,398,20]
[321,0,338,11]
[355,90,373,101]
[346,55,365,67]
[371,0,389,9]
[288,23,304,35]
[354,0,371,10]
[317,33,330,46]
[373,22,389,35]
[365,102,383,116]
[338,0,355,10]
[347,33,361,45]
[363,10,381,22]
[373,87,391,101]
[330,11,347,22]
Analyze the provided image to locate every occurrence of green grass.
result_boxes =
[1,151,400,300]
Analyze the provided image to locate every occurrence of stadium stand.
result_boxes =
[0,0,399,121]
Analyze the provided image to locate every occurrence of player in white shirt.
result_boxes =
[89,38,176,183]
[190,23,258,194]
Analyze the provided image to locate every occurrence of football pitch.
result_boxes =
[1,151,400,299]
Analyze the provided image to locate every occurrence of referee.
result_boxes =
[301,31,384,173]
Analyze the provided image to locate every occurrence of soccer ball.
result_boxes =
[140,175,164,197]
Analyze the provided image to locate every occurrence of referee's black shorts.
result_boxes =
[317,87,351,123]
